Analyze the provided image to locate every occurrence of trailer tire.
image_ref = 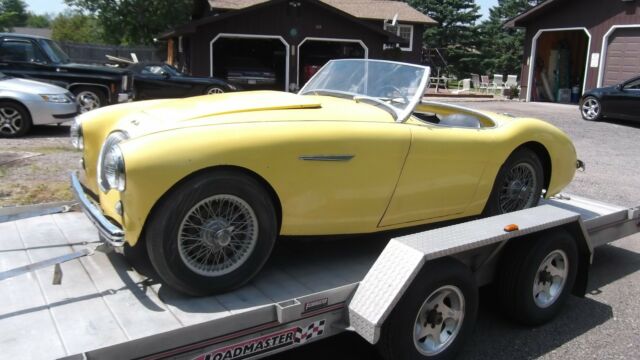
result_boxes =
[146,170,277,296]
[377,258,478,360]
[497,230,578,325]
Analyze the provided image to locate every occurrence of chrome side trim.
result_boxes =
[71,172,125,246]
[299,155,355,162]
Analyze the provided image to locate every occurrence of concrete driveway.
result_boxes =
[269,101,640,359]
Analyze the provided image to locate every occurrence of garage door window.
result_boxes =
[384,23,413,51]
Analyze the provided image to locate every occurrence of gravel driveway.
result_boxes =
[0,125,78,207]
[269,100,640,360]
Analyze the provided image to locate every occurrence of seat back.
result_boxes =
[493,74,504,86]
[471,74,480,89]
[481,75,490,86]
[505,75,518,87]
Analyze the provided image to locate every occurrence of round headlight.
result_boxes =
[97,131,128,192]
[70,117,83,150]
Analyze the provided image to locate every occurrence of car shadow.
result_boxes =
[600,117,640,129]
[22,124,71,139]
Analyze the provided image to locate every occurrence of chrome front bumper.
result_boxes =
[71,172,125,246]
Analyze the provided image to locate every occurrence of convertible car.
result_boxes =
[580,75,640,122]
[70,59,578,295]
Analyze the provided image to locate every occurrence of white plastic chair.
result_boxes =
[491,74,505,94]
[505,75,518,88]
[454,79,471,94]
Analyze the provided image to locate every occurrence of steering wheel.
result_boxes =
[378,85,409,104]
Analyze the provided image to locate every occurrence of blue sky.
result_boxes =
[25,0,499,19]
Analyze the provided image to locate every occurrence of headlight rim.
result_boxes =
[40,93,73,103]
[97,131,129,193]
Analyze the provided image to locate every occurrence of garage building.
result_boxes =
[506,0,640,102]
[160,0,435,92]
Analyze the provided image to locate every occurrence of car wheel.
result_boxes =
[483,147,544,216]
[72,86,106,113]
[580,96,602,121]
[146,169,277,296]
[377,258,478,360]
[206,86,225,95]
[497,230,578,325]
[0,101,32,137]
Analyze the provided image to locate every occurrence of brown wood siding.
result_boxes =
[183,1,423,87]
[518,0,640,99]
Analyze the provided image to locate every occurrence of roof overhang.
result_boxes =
[160,0,412,44]
[504,0,565,28]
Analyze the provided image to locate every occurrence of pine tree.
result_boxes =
[478,0,543,77]
[407,0,482,78]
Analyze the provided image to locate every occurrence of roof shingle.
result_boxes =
[208,0,436,24]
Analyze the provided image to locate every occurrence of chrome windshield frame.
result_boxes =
[299,59,430,123]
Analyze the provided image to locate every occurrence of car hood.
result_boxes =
[104,90,392,139]
[0,77,68,94]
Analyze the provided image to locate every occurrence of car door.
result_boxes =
[0,37,52,81]
[135,65,189,99]
[612,78,640,121]
[379,121,494,227]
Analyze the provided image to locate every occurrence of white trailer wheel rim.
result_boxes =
[533,249,569,308]
[413,285,465,356]
[178,194,258,277]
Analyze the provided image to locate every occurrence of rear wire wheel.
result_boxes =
[484,147,544,216]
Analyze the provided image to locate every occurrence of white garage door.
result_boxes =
[603,28,640,86]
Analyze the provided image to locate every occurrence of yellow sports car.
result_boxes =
[70,59,578,295]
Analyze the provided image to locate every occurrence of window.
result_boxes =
[624,78,640,90]
[0,39,47,63]
[383,23,414,51]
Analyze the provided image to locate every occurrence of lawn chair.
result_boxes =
[454,78,471,94]
[505,75,518,88]
[480,75,490,93]
[490,74,505,94]
[471,74,481,91]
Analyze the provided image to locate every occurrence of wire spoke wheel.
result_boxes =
[498,162,538,213]
[178,194,258,277]
[581,98,600,120]
[413,285,465,356]
[533,250,569,308]
[0,106,23,135]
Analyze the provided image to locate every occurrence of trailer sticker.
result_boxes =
[303,298,328,313]
[193,320,326,360]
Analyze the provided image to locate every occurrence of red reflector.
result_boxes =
[504,224,519,232]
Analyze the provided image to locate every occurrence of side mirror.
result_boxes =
[616,83,624,91]
[161,71,170,79]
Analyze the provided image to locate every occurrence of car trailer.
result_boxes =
[0,194,638,360]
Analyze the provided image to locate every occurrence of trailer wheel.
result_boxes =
[497,230,578,325]
[146,170,277,296]
[378,258,478,360]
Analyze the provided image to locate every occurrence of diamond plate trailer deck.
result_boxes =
[0,195,638,360]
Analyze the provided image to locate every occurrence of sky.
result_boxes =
[25,0,500,19]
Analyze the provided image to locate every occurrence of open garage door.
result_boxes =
[601,27,640,87]
[297,38,367,88]
[528,29,590,103]
[211,34,289,91]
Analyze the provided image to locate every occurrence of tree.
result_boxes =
[51,11,104,44]
[0,0,28,31]
[64,0,192,45]
[26,12,52,28]
[477,0,542,77]
[408,0,482,77]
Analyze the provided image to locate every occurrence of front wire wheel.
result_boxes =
[178,194,258,277]
[146,170,277,296]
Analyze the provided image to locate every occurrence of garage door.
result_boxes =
[603,28,640,86]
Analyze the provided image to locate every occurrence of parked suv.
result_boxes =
[0,33,134,113]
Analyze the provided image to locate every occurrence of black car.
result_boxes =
[0,33,134,113]
[225,57,277,89]
[580,75,640,122]
[128,62,237,100]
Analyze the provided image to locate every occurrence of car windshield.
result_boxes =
[141,64,184,76]
[39,39,70,63]
[299,59,430,122]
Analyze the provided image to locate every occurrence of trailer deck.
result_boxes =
[0,195,638,360]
